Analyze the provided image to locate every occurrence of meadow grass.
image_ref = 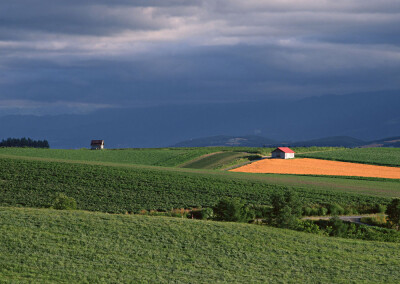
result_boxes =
[0,155,396,214]
[300,147,400,167]
[0,146,341,167]
[0,207,399,283]
[181,151,251,169]
[0,147,218,167]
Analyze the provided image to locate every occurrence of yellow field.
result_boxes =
[231,158,400,179]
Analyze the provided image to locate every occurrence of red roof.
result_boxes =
[273,147,295,154]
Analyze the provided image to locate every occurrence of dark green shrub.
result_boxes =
[213,198,253,222]
[269,190,302,229]
[310,207,320,216]
[297,220,325,235]
[318,207,328,216]
[328,204,345,215]
[200,208,214,220]
[250,205,271,218]
[344,207,354,215]
[386,198,400,230]
[52,193,77,210]
[329,217,349,237]
[376,204,387,214]
[246,155,262,161]
[303,207,312,216]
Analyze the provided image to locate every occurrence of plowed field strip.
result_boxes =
[231,158,400,179]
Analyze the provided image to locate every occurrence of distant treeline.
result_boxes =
[0,137,50,148]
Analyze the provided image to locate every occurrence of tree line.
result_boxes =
[0,137,50,148]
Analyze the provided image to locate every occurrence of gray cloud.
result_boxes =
[0,0,399,114]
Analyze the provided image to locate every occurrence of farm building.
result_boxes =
[271,147,295,159]
[91,140,104,150]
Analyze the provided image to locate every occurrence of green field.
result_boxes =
[1,207,399,283]
[0,147,218,167]
[0,146,340,169]
[301,147,400,167]
[180,151,253,169]
[1,155,398,214]
[1,147,400,282]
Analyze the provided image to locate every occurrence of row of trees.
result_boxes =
[211,192,400,231]
[0,137,49,148]
[212,190,302,229]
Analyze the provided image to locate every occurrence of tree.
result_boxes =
[52,193,77,210]
[269,190,302,229]
[386,198,400,230]
[213,197,253,222]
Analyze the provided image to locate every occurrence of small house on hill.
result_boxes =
[271,147,295,159]
[91,140,104,150]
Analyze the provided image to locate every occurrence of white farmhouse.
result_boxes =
[271,147,295,159]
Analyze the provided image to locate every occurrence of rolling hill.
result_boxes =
[1,207,400,283]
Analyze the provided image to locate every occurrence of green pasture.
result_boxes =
[0,155,398,214]
[0,146,340,169]
[180,151,252,169]
[0,147,216,167]
[301,147,400,167]
[1,207,399,283]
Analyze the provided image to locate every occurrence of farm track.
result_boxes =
[231,158,400,179]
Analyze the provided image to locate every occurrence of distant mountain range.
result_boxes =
[0,90,399,148]
[173,135,277,147]
[172,135,400,148]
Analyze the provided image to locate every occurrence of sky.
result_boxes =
[1,0,400,115]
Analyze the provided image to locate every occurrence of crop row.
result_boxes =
[0,157,391,213]
[0,146,341,167]
[301,147,400,167]
[2,207,400,282]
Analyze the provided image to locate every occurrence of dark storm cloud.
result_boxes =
[0,0,399,114]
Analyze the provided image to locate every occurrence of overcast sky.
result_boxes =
[1,0,400,115]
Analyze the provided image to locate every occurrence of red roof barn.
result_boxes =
[271,147,295,159]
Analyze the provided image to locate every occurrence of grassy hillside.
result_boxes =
[0,147,340,168]
[1,155,398,214]
[180,151,253,169]
[301,148,400,167]
[0,147,218,167]
[1,207,399,283]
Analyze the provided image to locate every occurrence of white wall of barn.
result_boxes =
[284,153,295,159]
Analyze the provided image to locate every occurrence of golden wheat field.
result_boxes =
[231,158,400,179]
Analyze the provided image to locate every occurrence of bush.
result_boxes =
[310,207,320,216]
[246,155,262,161]
[386,198,400,230]
[303,207,312,216]
[52,193,77,210]
[328,204,345,215]
[191,207,214,220]
[297,220,327,235]
[376,204,387,214]
[318,207,328,216]
[269,190,302,229]
[250,205,271,219]
[328,217,349,237]
[213,198,253,222]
